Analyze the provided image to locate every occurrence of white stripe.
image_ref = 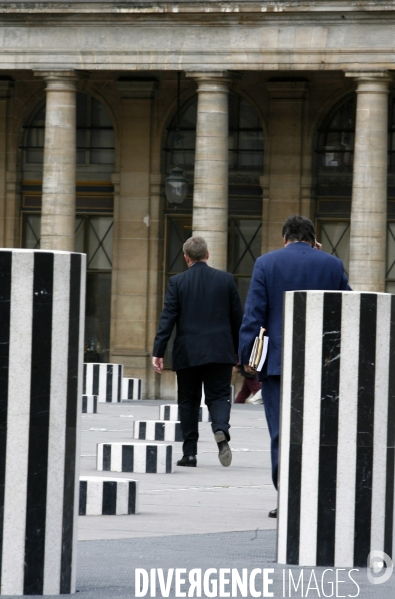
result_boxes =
[70,253,85,594]
[43,253,70,595]
[116,481,128,515]
[277,292,294,564]
[165,422,176,442]
[85,364,94,396]
[335,292,360,567]
[134,422,141,439]
[111,443,122,472]
[98,364,107,402]
[147,421,156,439]
[86,479,103,516]
[299,292,324,566]
[1,253,34,595]
[371,293,391,553]
[97,444,103,471]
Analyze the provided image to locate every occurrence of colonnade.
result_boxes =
[35,68,391,290]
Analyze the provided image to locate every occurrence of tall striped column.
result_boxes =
[0,249,86,595]
[278,290,395,568]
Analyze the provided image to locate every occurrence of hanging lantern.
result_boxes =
[165,165,189,208]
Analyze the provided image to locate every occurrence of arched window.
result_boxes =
[163,92,264,304]
[21,92,115,361]
[315,94,395,292]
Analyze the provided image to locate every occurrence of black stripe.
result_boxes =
[384,448,395,557]
[198,407,202,422]
[117,365,122,402]
[155,423,165,441]
[139,422,146,440]
[128,379,134,400]
[286,292,306,565]
[79,481,87,516]
[166,446,172,473]
[128,482,136,514]
[93,364,99,396]
[83,363,86,394]
[122,445,134,472]
[24,253,54,595]
[138,379,142,399]
[175,423,183,442]
[103,444,112,471]
[102,481,117,515]
[93,396,97,414]
[0,252,12,583]
[146,446,157,473]
[286,445,302,565]
[60,253,82,594]
[106,365,113,402]
[385,296,395,557]
[82,396,87,413]
[317,293,342,566]
[164,406,170,421]
[354,294,377,567]
[290,292,306,444]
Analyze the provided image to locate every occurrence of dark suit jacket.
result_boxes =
[153,262,243,371]
[238,242,351,379]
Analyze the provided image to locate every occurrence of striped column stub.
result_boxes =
[277,290,395,568]
[159,404,211,423]
[79,477,139,516]
[134,420,183,442]
[0,249,86,596]
[121,378,142,400]
[82,395,98,414]
[97,443,173,473]
[83,363,123,403]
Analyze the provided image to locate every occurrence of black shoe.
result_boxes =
[214,431,232,467]
[177,455,197,467]
[268,508,277,518]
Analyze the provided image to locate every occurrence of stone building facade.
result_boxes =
[0,0,394,398]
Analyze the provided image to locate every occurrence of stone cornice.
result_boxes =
[3,0,395,15]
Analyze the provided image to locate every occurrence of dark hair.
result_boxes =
[282,215,316,246]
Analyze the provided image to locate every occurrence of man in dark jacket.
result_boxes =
[239,215,351,516]
[152,236,243,468]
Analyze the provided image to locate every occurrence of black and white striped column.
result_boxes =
[0,249,86,595]
[79,477,138,515]
[121,378,142,400]
[159,404,211,423]
[97,443,173,473]
[134,420,183,442]
[278,291,395,568]
[83,363,123,403]
[82,395,98,414]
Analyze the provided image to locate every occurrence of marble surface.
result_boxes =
[79,477,139,516]
[97,442,173,474]
[278,290,395,568]
[134,420,183,442]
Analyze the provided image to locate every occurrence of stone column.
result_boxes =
[0,249,86,595]
[186,72,231,271]
[35,71,78,251]
[265,81,309,253]
[345,70,391,291]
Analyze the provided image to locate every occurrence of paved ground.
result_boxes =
[78,401,277,540]
[6,400,394,598]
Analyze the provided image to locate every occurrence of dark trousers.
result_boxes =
[176,363,233,456]
[261,375,281,489]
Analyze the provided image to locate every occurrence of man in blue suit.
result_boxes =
[239,215,351,517]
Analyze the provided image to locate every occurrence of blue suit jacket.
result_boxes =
[238,242,351,379]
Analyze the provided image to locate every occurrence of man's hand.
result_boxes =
[244,364,256,375]
[152,357,164,374]
[314,241,322,250]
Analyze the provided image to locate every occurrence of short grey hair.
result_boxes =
[183,236,208,261]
